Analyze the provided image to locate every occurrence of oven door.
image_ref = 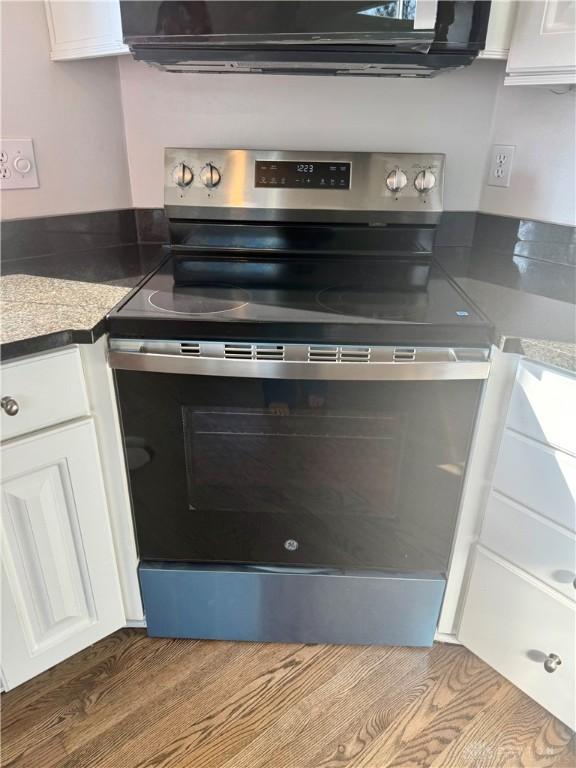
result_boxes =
[112,342,488,576]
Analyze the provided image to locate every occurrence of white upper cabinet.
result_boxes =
[44,0,128,61]
[505,0,576,85]
[479,0,518,59]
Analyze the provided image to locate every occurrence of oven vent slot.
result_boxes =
[393,347,416,362]
[308,346,339,362]
[340,347,371,363]
[179,342,201,356]
[224,343,253,359]
[255,345,285,361]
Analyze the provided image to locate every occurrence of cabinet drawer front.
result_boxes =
[1,348,89,440]
[508,361,576,456]
[481,493,576,601]
[493,430,576,532]
[459,547,575,729]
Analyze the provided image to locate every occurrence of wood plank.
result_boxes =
[85,642,355,768]
[2,632,201,765]
[218,644,437,768]
[7,639,293,768]
[306,644,504,768]
[1,627,146,720]
[1,630,572,768]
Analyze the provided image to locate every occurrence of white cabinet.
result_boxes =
[1,419,125,688]
[44,0,128,61]
[1,347,89,441]
[459,548,575,729]
[0,345,135,689]
[479,0,518,60]
[505,0,576,85]
[457,359,576,729]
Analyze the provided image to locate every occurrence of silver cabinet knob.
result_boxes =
[386,168,407,193]
[544,653,562,673]
[172,162,193,189]
[200,163,221,189]
[414,169,436,193]
[1,396,19,416]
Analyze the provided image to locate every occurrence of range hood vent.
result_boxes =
[121,1,491,79]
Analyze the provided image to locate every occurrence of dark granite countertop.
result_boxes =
[1,209,574,372]
[435,214,575,372]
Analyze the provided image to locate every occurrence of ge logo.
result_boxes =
[284,539,299,551]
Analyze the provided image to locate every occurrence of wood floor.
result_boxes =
[2,629,574,768]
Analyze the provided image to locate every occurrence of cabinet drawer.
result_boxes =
[1,348,89,441]
[508,361,576,456]
[459,547,575,729]
[481,492,576,601]
[493,430,576,532]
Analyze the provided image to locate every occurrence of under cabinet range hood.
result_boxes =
[120,1,491,78]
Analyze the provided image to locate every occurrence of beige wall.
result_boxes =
[118,56,504,212]
[0,1,131,220]
[480,83,576,226]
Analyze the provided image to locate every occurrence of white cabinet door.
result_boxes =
[458,360,576,728]
[459,548,575,729]
[44,0,129,61]
[1,419,125,689]
[506,0,576,85]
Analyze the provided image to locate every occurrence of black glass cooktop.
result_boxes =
[108,259,493,347]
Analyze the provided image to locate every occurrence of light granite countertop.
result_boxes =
[0,242,167,361]
[500,336,576,373]
[1,274,131,346]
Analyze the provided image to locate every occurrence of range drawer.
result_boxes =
[459,547,575,729]
[1,348,89,441]
[493,430,576,532]
[507,360,576,456]
[481,492,576,602]
[140,562,446,647]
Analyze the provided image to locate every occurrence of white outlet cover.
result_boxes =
[0,138,39,190]
[487,144,515,189]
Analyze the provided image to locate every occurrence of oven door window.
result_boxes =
[116,372,482,573]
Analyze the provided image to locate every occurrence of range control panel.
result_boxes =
[255,160,352,190]
[164,149,445,222]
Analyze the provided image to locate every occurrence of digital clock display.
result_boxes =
[255,160,351,190]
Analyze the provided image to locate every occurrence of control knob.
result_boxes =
[386,168,408,193]
[414,169,436,193]
[200,163,222,189]
[172,162,193,189]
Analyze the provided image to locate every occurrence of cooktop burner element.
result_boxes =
[148,285,251,315]
[316,286,429,322]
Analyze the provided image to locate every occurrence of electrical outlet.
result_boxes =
[487,144,515,188]
[0,138,39,190]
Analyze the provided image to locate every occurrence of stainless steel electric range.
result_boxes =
[108,149,493,646]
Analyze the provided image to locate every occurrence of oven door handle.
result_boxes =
[108,349,490,381]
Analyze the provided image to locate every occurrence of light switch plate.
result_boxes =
[487,144,515,188]
[0,138,39,189]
